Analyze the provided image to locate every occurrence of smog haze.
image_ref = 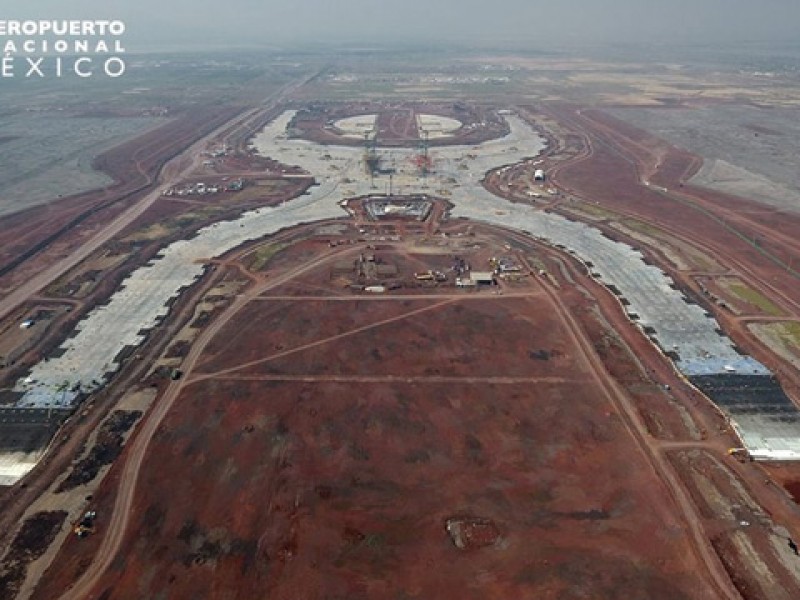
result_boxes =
[4,0,800,51]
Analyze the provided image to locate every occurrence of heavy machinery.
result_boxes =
[363,130,380,181]
[727,447,750,462]
[412,129,433,179]
[73,510,97,538]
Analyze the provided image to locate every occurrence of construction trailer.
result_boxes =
[469,271,496,285]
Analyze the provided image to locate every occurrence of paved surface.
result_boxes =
[0,408,67,485]
[10,109,800,484]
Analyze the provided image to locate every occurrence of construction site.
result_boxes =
[1,61,800,599]
[289,102,508,147]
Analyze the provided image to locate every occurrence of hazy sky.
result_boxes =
[5,0,800,50]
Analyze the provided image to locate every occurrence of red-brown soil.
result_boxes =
[291,103,508,148]
[0,171,309,391]
[0,106,243,293]
[528,104,800,406]
[80,380,699,599]
[375,108,418,142]
[0,511,67,598]
[668,449,800,600]
[32,237,722,599]
[10,99,800,598]
[0,263,245,590]
[760,463,800,509]
[194,297,568,378]
[542,105,800,308]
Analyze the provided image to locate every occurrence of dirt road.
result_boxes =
[58,246,353,600]
[510,231,741,599]
[0,78,306,324]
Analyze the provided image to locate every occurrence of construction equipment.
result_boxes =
[74,510,97,538]
[727,447,750,462]
[412,129,433,181]
[363,130,380,184]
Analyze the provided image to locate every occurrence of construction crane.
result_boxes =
[413,129,433,180]
[363,129,380,187]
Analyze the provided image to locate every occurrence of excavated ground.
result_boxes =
[31,239,718,599]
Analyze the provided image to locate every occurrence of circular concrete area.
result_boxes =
[333,114,378,138]
[333,113,464,140]
[416,114,463,139]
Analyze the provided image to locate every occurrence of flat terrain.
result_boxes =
[291,102,507,147]
[3,48,800,600]
[608,106,800,213]
[0,114,165,217]
[32,239,719,599]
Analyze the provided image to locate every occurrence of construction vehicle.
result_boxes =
[74,510,97,538]
[727,447,750,462]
